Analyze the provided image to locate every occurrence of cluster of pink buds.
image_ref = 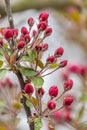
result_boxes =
[61,63,87,80]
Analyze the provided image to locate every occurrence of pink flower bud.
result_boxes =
[55,47,64,57]
[5,78,13,87]
[39,12,49,21]
[4,29,14,39]
[24,83,34,95]
[79,65,87,76]
[53,110,62,120]
[64,111,72,121]
[69,64,80,73]
[64,79,73,91]
[59,60,68,67]
[21,26,29,35]
[42,43,48,51]
[38,88,44,96]
[47,100,56,110]
[37,21,48,31]
[49,85,58,97]
[28,17,34,27]
[24,34,31,43]
[17,41,26,50]
[35,44,43,52]
[44,27,52,37]
[0,39,3,46]
[12,28,18,36]
[46,55,56,64]
[32,30,37,37]
[63,95,73,106]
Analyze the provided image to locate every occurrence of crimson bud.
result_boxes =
[28,17,34,27]
[21,26,29,35]
[59,60,67,67]
[37,21,48,31]
[24,83,34,95]
[63,95,73,106]
[46,55,56,64]
[39,12,49,21]
[17,41,26,50]
[64,79,73,91]
[38,88,44,96]
[47,100,56,110]
[44,27,52,37]
[55,47,64,57]
[24,34,31,42]
[4,29,14,39]
[49,85,58,97]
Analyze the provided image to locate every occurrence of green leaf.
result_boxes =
[48,119,55,130]
[37,60,44,69]
[80,94,87,102]
[31,77,44,88]
[77,106,84,121]
[26,100,33,108]
[0,100,5,110]
[19,66,36,76]
[27,49,37,61]
[34,118,43,130]
[21,55,31,61]
[49,63,58,69]
[0,60,3,67]
[0,68,7,79]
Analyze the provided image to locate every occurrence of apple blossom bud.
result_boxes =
[69,64,80,73]
[49,85,58,97]
[55,47,64,57]
[12,28,18,37]
[44,27,52,37]
[35,44,43,52]
[64,79,73,91]
[28,17,34,27]
[24,83,34,95]
[4,29,14,39]
[38,88,44,96]
[21,26,29,35]
[63,95,73,106]
[32,30,37,37]
[24,34,31,43]
[59,60,68,67]
[37,21,48,31]
[0,39,3,46]
[39,12,49,21]
[5,78,13,87]
[46,55,56,64]
[42,43,48,51]
[17,41,26,50]
[47,100,56,110]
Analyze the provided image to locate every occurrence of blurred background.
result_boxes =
[0,0,87,130]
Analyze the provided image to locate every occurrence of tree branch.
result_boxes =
[4,0,14,28]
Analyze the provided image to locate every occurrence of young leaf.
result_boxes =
[31,77,44,88]
[34,118,43,130]
[31,97,38,106]
[27,49,37,61]
[0,60,3,67]
[26,100,33,108]
[49,63,58,69]
[0,100,5,110]
[0,68,7,79]
[19,66,36,76]
[37,60,44,69]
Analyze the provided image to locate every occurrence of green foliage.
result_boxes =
[0,68,7,79]
[19,66,37,76]
[34,118,43,130]
[49,63,58,69]
[0,60,3,67]
[80,94,87,102]
[0,99,5,110]
[31,77,44,88]
[77,106,84,121]
[27,49,37,62]
[37,60,44,69]
[26,100,33,108]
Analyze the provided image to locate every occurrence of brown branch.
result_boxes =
[4,0,14,28]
